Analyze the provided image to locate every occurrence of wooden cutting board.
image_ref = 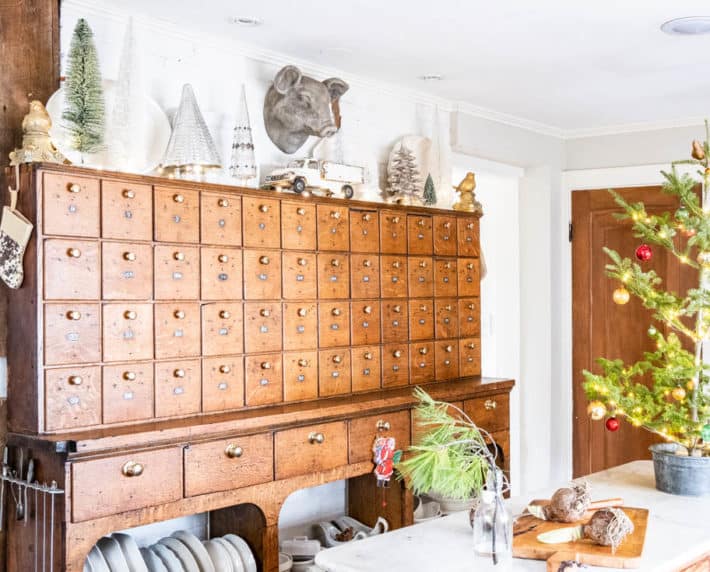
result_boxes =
[513,505,649,570]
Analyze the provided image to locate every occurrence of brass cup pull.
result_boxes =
[259,256,270,265]
[261,362,271,370]
[123,371,136,381]
[67,183,81,193]
[174,310,185,319]
[219,365,231,374]
[218,254,229,263]
[298,358,309,367]
[330,259,340,268]
[419,347,428,355]
[484,399,497,411]
[123,252,136,261]
[122,461,144,477]
[225,444,243,459]
[297,307,308,317]
[330,211,341,219]
[363,305,372,315]
[332,355,343,364]
[445,345,453,353]
[218,198,230,207]
[363,259,372,268]
[393,305,401,313]
[173,194,185,203]
[376,420,391,432]
[362,213,371,222]
[68,375,83,386]
[259,204,269,213]
[122,189,135,199]
[67,248,82,258]
[173,369,186,378]
[66,310,81,321]
[392,261,401,269]
[296,207,306,215]
[364,351,373,360]
[260,308,271,317]
[308,432,325,444]
[219,310,231,319]
[331,308,342,316]
[173,251,185,261]
[419,261,427,268]
[124,310,137,320]
[297,257,308,266]
[391,216,400,224]
[393,350,402,358]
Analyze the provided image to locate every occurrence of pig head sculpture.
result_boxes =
[264,65,349,154]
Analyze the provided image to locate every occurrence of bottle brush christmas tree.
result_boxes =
[62,18,105,157]
[423,173,437,205]
[583,127,710,456]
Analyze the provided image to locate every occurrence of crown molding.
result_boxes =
[563,117,707,139]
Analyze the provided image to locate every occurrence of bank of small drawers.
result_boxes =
[39,172,481,432]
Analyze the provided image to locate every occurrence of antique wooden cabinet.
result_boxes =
[3,164,513,572]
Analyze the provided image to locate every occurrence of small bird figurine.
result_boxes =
[453,172,483,214]
[692,140,706,162]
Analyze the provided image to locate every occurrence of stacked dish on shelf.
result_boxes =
[83,530,258,572]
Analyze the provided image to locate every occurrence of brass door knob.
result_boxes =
[218,254,229,263]
[122,461,144,477]
[67,183,81,193]
[297,307,308,317]
[260,308,271,317]
[173,194,184,203]
[308,432,325,444]
[174,310,185,319]
[122,189,135,199]
[298,358,309,367]
[66,310,82,320]
[225,444,243,458]
[68,375,83,386]
[261,362,271,370]
[124,310,137,320]
[376,420,391,431]
[259,255,270,265]
[123,252,136,261]
[173,369,186,378]
[218,198,230,207]
[219,310,231,319]
[259,204,269,213]
[484,399,497,411]
[332,355,343,364]
[123,371,136,381]
[67,248,82,258]
[219,365,231,374]
[173,251,185,261]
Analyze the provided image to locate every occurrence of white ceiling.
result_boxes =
[106,0,710,134]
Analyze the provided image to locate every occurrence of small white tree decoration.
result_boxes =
[387,144,422,205]
[229,85,257,186]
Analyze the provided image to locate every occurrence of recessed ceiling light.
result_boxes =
[419,74,443,81]
[232,16,263,27]
[661,16,710,36]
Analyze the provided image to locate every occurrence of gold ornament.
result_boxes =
[686,380,695,391]
[9,100,69,166]
[613,287,630,305]
[692,140,706,161]
[587,401,606,421]
[671,387,686,401]
[452,172,483,214]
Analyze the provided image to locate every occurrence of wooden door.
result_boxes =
[572,186,697,477]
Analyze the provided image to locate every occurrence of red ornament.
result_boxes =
[605,417,620,432]
[635,244,652,262]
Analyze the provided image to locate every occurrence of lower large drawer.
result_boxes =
[463,393,509,434]
[184,433,274,497]
[275,421,348,480]
[71,447,183,522]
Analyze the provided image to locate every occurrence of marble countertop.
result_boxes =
[315,461,710,572]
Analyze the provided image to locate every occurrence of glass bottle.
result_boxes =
[472,473,513,571]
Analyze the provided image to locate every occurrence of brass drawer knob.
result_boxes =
[174,310,185,319]
[330,211,341,219]
[218,254,229,263]
[298,358,309,367]
[444,262,452,269]
[467,342,476,350]
[297,307,308,317]
[363,305,372,315]
[124,310,137,320]
[362,213,372,222]
[330,259,340,268]
[393,305,401,313]
[331,308,342,316]
[225,444,243,458]
[419,347,428,355]
[123,251,136,261]
[123,371,136,381]
[219,310,231,319]
[468,303,476,310]
[67,183,81,193]
[332,355,343,364]
[122,461,144,477]
[393,349,402,358]
[392,261,401,269]
[173,251,185,261]
[219,365,231,374]
[419,260,427,268]
[66,310,82,321]
[260,362,271,370]
[363,259,372,268]
[391,216,400,224]
[443,221,451,229]
[260,308,271,318]
[296,207,306,216]
[417,219,425,227]
[259,255,270,265]
[308,432,325,444]
[484,399,497,411]
[467,263,474,270]
[67,248,82,258]
[419,304,427,311]
[173,194,185,203]
[259,204,269,213]
[68,375,83,386]
[376,420,391,431]
[467,222,474,230]
[173,369,186,378]
[122,189,135,199]
[363,351,373,360]
[445,345,453,353]
[297,257,308,266]
[218,198,230,207]
[444,305,452,311]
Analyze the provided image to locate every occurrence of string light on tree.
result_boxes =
[613,287,630,305]
[587,401,607,421]
[672,387,687,401]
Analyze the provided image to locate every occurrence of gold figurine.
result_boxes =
[9,100,69,166]
[452,172,483,214]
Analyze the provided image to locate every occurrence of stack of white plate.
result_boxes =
[83,530,258,572]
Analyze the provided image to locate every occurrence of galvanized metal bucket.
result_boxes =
[649,443,710,497]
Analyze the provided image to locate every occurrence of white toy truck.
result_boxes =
[262,158,364,199]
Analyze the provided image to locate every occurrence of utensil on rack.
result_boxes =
[49,481,57,572]
[0,446,8,531]
[15,448,24,521]
[34,481,38,572]
[25,458,34,526]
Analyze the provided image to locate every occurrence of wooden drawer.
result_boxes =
[201,302,243,356]
[408,257,434,298]
[201,193,241,246]
[410,342,435,385]
[200,247,243,300]
[283,350,318,402]
[243,249,282,300]
[102,363,154,424]
[282,252,317,299]
[350,301,381,346]
[44,303,100,365]
[274,421,348,480]
[458,217,480,257]
[435,341,459,380]
[433,215,457,256]
[154,245,200,300]
[349,410,410,463]
[382,343,409,388]
[102,242,153,300]
[459,298,480,337]
[317,253,350,299]
[281,202,316,250]
[202,356,244,413]
[71,447,183,522]
[435,299,459,340]
[463,393,509,433]
[155,359,201,418]
[102,303,154,362]
[45,366,101,431]
[350,254,380,299]
[380,211,407,254]
[154,187,199,243]
[318,302,350,348]
[243,197,280,248]
[317,204,349,251]
[458,258,480,297]
[434,258,457,298]
[459,337,481,377]
[282,302,318,351]
[407,214,433,255]
[409,299,434,341]
[154,303,201,359]
[184,433,273,497]
[381,300,408,343]
[43,172,99,237]
[351,346,381,392]
[380,255,407,298]
[244,302,283,353]
[101,180,152,241]
[44,239,100,300]
[350,209,380,253]
[245,354,283,406]
[318,349,351,397]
